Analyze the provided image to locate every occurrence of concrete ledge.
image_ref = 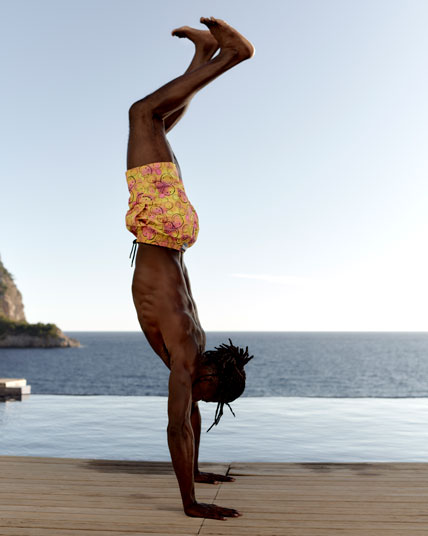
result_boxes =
[0,378,31,400]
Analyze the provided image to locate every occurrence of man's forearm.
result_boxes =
[167,422,196,509]
[190,402,201,475]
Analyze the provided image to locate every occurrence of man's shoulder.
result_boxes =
[168,336,200,372]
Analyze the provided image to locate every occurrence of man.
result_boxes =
[126,17,254,520]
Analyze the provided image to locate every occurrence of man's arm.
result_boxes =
[167,366,196,510]
[190,401,201,476]
[190,402,235,484]
[168,364,241,520]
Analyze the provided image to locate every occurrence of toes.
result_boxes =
[200,16,218,28]
[210,16,226,25]
[172,25,187,36]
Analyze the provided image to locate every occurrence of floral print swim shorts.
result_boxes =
[125,162,199,251]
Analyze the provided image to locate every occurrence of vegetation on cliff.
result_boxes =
[0,316,59,338]
[0,256,79,347]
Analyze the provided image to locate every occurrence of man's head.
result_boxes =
[193,339,253,431]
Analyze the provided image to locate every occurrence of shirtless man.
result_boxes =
[126,17,254,520]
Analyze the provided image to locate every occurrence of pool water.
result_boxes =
[1,395,428,462]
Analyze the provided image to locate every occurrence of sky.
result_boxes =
[1,0,428,331]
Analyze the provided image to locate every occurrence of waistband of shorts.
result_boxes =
[126,162,182,184]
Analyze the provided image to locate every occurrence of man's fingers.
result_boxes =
[195,472,235,484]
[200,512,226,520]
[218,506,241,517]
[207,504,239,519]
[208,473,235,482]
[195,475,219,484]
[217,475,235,482]
[185,502,235,520]
[206,508,227,521]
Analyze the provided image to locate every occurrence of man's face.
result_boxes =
[193,374,220,403]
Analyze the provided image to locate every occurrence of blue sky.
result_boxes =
[1,0,428,331]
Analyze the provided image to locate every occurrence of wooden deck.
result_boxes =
[1,457,428,535]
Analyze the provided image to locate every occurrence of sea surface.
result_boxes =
[1,331,428,397]
[2,332,428,462]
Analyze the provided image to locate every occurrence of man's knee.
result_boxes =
[129,96,159,121]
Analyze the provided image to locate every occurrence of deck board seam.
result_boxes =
[197,463,230,535]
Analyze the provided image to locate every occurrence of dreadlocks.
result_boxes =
[203,339,253,432]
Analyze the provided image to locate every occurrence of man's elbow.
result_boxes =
[167,421,191,438]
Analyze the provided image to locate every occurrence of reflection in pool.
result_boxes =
[1,395,428,462]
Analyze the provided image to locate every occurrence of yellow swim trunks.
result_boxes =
[125,162,199,251]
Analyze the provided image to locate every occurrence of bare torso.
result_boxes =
[131,243,206,369]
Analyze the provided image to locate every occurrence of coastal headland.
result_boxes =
[0,257,79,348]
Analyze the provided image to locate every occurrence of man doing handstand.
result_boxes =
[126,17,254,520]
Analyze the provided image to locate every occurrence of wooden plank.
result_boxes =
[201,529,428,536]
[0,531,195,536]
[0,484,218,500]
[0,457,228,475]
[2,505,428,523]
[229,462,428,476]
[0,521,198,534]
[0,490,213,503]
[5,475,428,491]
[2,501,428,515]
[0,510,201,526]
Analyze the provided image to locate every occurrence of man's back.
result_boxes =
[131,243,205,368]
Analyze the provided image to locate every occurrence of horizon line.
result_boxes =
[62,329,428,334]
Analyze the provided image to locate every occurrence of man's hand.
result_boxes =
[194,471,235,484]
[185,501,241,520]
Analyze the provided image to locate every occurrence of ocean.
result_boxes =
[1,331,428,397]
[2,332,428,461]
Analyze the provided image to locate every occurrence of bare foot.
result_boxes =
[200,17,255,60]
[172,26,219,57]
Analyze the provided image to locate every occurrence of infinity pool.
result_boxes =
[1,396,428,462]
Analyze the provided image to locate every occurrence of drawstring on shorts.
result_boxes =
[129,239,138,267]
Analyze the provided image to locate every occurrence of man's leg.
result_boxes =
[127,17,254,170]
[164,26,219,133]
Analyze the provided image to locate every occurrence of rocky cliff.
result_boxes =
[0,257,79,348]
[0,261,26,322]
